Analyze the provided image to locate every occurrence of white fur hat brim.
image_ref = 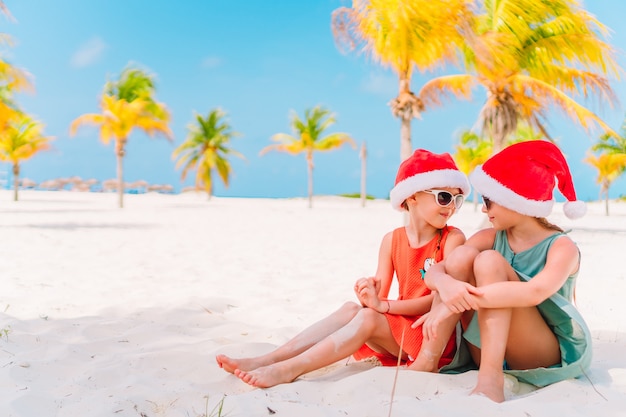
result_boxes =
[470,166,554,217]
[390,169,471,211]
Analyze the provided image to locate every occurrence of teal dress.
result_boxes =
[444,230,592,387]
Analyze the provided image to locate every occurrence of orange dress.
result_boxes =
[353,226,456,367]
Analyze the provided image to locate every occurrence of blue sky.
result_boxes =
[3,0,626,200]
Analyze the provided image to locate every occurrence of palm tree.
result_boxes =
[0,113,53,201]
[453,130,491,209]
[359,141,367,208]
[332,0,471,161]
[418,0,620,153]
[585,153,626,216]
[103,66,168,121]
[70,66,172,208]
[0,0,32,107]
[454,130,491,176]
[70,94,172,208]
[586,125,626,215]
[0,59,32,109]
[172,109,243,199]
[0,61,32,164]
[0,2,33,133]
[260,106,356,208]
[593,130,626,156]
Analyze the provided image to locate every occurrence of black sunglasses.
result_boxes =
[482,196,492,210]
[422,189,465,209]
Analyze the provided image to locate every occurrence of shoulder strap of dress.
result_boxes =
[545,232,566,248]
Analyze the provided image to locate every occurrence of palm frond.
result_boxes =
[515,74,617,136]
[314,133,357,151]
[332,0,471,74]
[418,74,476,108]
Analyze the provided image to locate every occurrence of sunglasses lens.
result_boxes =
[454,194,464,209]
[436,191,453,206]
[483,197,491,209]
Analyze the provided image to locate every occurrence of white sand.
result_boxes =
[0,190,625,416]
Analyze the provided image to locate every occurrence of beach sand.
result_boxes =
[0,190,625,416]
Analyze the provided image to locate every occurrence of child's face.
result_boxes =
[406,187,464,227]
[480,197,523,230]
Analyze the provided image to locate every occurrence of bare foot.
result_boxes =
[406,358,438,373]
[234,363,299,388]
[406,349,439,372]
[470,378,505,403]
[215,354,267,374]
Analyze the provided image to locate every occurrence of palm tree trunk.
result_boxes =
[12,163,19,202]
[400,113,413,225]
[492,129,507,154]
[117,149,124,209]
[307,152,314,208]
[397,76,414,162]
[360,141,367,208]
[604,185,610,216]
[399,112,413,225]
[400,115,412,162]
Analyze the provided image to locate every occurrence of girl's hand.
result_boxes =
[353,277,368,306]
[437,278,482,313]
[371,277,382,294]
[353,277,369,305]
[354,277,383,311]
[411,303,454,342]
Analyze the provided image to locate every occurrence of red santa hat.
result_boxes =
[390,149,470,211]
[469,140,586,219]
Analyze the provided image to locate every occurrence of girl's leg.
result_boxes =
[470,250,560,402]
[216,301,362,373]
[408,294,460,372]
[235,307,400,388]
[409,246,478,371]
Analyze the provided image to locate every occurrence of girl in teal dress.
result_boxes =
[414,141,591,402]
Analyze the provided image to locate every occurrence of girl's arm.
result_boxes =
[385,293,435,316]
[354,231,394,310]
[472,236,580,308]
[441,226,467,258]
[374,231,395,298]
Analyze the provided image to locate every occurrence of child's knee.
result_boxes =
[340,301,362,316]
[473,250,507,284]
[354,308,382,332]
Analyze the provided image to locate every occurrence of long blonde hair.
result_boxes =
[535,217,564,233]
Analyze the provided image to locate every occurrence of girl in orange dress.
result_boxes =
[216,149,469,387]
[351,224,458,368]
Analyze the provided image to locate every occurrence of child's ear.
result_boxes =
[406,193,418,205]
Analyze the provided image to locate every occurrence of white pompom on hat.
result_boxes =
[469,140,586,219]
[389,149,470,211]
